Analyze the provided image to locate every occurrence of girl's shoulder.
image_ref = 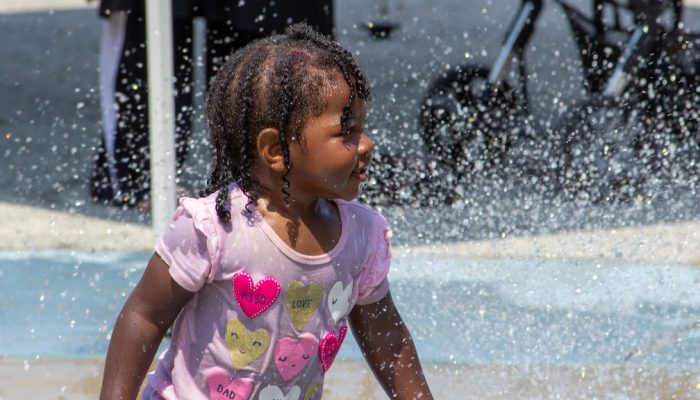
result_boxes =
[176,184,249,226]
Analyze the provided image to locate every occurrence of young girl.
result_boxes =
[100,23,433,400]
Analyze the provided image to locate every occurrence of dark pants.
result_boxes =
[91,15,334,207]
[91,14,195,206]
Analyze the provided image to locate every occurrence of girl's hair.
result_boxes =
[201,23,372,223]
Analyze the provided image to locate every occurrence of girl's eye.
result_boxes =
[302,354,310,360]
[253,341,262,347]
[230,333,238,339]
[278,356,288,362]
[331,298,338,304]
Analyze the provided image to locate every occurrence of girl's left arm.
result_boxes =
[348,290,434,399]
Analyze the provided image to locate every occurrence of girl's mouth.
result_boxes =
[352,166,368,182]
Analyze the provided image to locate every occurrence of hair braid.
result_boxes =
[275,50,301,205]
[203,52,242,221]
[233,48,268,216]
[204,42,267,222]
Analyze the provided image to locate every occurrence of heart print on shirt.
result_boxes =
[285,280,323,330]
[225,319,271,369]
[273,333,319,381]
[232,270,281,319]
[207,368,253,400]
[327,279,353,322]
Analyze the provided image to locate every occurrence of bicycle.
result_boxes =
[555,0,700,202]
[418,0,542,181]
[418,0,700,203]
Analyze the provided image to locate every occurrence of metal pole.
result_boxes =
[146,0,177,239]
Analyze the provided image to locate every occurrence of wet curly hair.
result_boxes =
[201,23,372,223]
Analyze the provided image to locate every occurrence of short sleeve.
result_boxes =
[355,218,392,305]
[154,198,221,292]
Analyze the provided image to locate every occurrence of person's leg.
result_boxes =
[91,12,128,205]
[110,14,195,208]
[112,13,149,206]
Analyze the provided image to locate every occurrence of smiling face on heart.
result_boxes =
[285,280,323,331]
[273,333,319,381]
[207,368,252,400]
[258,384,301,400]
[225,319,270,369]
[327,279,353,322]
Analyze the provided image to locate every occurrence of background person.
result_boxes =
[91,0,334,211]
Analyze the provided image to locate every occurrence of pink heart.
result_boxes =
[274,334,319,381]
[319,325,347,373]
[207,368,252,400]
[233,271,281,319]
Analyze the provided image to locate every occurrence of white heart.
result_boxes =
[258,385,301,400]
[328,279,353,322]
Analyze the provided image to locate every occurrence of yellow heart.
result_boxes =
[225,319,270,369]
[285,281,323,331]
[304,383,319,400]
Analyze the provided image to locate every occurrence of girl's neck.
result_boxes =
[257,192,324,222]
[255,195,342,256]
[253,164,325,221]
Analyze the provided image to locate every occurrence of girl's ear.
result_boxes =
[256,128,286,174]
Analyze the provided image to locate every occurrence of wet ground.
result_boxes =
[4,251,700,368]
[3,250,700,399]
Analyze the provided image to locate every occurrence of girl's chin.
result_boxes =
[334,187,363,202]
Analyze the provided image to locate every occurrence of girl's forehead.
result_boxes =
[324,77,349,98]
[320,73,363,109]
[323,71,349,92]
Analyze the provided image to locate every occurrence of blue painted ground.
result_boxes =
[1,251,699,370]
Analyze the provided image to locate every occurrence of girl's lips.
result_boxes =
[351,167,368,182]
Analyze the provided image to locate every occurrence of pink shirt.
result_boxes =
[144,184,392,400]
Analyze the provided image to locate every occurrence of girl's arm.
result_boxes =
[348,290,434,399]
[100,253,193,400]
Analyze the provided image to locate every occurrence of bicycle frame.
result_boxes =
[599,0,682,99]
[489,0,684,105]
[487,0,543,110]
[558,0,683,100]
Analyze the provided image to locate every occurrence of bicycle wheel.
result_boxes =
[419,64,518,175]
[558,96,645,203]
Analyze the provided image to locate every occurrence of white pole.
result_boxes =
[146,0,177,239]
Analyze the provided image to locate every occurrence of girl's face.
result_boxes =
[286,74,374,202]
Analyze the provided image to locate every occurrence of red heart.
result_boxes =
[319,325,347,372]
[207,368,252,400]
[233,271,281,319]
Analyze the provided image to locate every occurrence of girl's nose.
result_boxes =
[359,132,375,159]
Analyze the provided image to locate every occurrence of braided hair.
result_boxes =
[202,23,372,223]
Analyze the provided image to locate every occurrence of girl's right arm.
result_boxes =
[100,253,193,400]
